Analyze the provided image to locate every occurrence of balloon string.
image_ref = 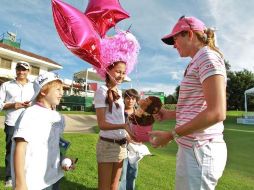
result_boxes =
[99,64,142,116]
[99,64,144,132]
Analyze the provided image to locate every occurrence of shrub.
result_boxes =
[163,104,176,110]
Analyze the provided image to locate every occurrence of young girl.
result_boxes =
[94,30,140,190]
[129,96,162,142]
[119,89,140,190]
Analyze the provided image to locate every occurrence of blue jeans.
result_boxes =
[119,158,138,190]
[4,124,15,181]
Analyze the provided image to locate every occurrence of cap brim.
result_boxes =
[161,33,174,45]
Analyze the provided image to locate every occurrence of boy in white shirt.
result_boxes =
[12,72,71,190]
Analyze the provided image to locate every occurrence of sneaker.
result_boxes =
[5,179,12,188]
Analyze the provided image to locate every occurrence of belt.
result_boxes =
[100,136,127,146]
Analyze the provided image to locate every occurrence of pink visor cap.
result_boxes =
[161,16,207,45]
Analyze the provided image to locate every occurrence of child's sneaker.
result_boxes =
[5,179,12,188]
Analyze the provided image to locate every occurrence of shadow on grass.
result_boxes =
[0,167,97,190]
[0,167,5,181]
[60,177,97,190]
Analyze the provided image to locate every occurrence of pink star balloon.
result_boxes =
[52,0,101,68]
[85,0,130,37]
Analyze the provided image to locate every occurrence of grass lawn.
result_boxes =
[0,112,253,189]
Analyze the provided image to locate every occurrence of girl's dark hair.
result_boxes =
[129,114,155,126]
[145,96,162,114]
[124,89,140,101]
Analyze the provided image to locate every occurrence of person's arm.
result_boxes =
[14,138,28,190]
[153,109,176,121]
[0,84,7,110]
[3,102,28,110]
[150,75,226,147]
[0,83,29,111]
[175,75,226,136]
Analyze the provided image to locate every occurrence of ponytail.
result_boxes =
[195,29,223,58]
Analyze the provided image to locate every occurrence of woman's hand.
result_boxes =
[148,130,173,148]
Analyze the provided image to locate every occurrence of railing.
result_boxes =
[0,33,21,48]
[58,101,94,112]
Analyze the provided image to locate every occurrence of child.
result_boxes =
[128,96,162,142]
[119,89,140,190]
[12,72,71,190]
[94,30,140,190]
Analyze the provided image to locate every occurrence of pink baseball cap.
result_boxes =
[161,16,207,45]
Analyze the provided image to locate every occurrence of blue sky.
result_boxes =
[1,0,254,95]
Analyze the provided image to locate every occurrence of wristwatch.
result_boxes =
[171,128,180,140]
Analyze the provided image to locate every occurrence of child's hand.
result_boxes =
[61,158,78,171]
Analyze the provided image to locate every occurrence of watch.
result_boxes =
[171,128,180,140]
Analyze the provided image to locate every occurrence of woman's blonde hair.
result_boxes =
[195,29,223,57]
[36,80,63,102]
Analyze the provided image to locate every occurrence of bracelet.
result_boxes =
[171,128,180,140]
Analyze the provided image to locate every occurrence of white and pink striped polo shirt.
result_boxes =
[176,46,227,148]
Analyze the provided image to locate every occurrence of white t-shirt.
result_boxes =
[11,104,65,189]
[94,85,126,139]
[0,80,34,126]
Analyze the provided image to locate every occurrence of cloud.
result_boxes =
[122,81,178,96]
[206,0,254,72]
[1,0,254,96]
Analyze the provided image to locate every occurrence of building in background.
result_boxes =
[0,31,62,85]
[140,91,165,104]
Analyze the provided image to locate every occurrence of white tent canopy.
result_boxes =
[73,68,131,82]
[73,68,131,95]
[244,87,254,113]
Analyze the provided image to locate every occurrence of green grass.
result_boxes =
[0,111,95,116]
[0,112,253,189]
[59,111,95,115]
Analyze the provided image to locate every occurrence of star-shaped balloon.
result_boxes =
[85,0,130,37]
[52,0,101,68]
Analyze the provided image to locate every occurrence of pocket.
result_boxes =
[96,139,109,155]
[192,142,212,168]
[210,142,227,180]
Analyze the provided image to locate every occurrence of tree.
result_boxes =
[165,94,177,104]
[173,85,180,102]
[224,60,231,72]
[227,69,254,110]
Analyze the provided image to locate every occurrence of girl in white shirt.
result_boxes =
[94,30,140,190]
